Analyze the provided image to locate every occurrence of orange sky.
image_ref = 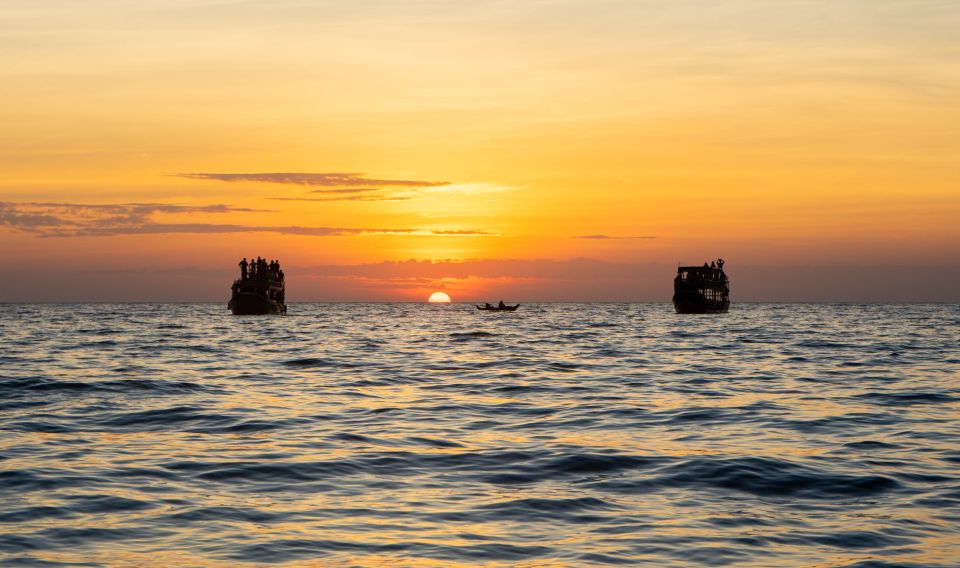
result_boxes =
[1,1,958,301]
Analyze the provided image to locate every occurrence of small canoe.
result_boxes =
[476,304,520,312]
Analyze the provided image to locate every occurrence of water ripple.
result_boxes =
[0,303,957,566]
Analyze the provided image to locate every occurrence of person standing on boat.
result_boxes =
[239,257,248,280]
[498,300,506,309]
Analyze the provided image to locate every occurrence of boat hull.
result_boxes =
[672,296,729,314]
[229,293,285,315]
[477,305,520,312]
[672,289,728,314]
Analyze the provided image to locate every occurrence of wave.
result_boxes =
[1,303,957,567]
[852,392,956,406]
[0,377,213,396]
[449,331,497,340]
[589,456,902,500]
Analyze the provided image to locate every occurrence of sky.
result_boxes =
[1,0,958,302]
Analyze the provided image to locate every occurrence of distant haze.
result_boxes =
[2,260,957,303]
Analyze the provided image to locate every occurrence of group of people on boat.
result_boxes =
[483,301,509,309]
[702,258,725,271]
[238,257,283,281]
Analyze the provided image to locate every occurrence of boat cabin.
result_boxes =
[673,260,729,314]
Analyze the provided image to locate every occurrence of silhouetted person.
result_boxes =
[498,300,506,309]
[717,258,725,271]
[710,261,716,269]
[485,303,493,308]
[239,257,248,280]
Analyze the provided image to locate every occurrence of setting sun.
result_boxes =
[427,292,451,303]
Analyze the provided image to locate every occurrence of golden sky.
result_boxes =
[1,1,958,300]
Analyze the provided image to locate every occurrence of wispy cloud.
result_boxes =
[268,195,412,202]
[174,172,515,205]
[430,229,495,235]
[267,186,415,201]
[572,234,657,239]
[0,201,491,238]
[71,224,491,237]
[307,188,384,194]
[5,202,268,214]
[0,202,271,236]
[175,172,450,187]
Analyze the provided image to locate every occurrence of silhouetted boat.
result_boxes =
[673,260,729,314]
[229,261,286,315]
[477,304,520,312]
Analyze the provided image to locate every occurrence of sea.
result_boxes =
[1,303,958,567]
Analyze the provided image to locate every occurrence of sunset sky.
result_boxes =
[2,0,958,301]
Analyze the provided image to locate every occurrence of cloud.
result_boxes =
[0,201,491,238]
[307,188,384,194]
[175,172,450,187]
[0,202,270,236]
[174,173,513,204]
[5,202,267,214]
[267,195,412,202]
[572,234,657,239]
[0,208,64,229]
[430,229,495,235]
[267,186,415,201]
[70,225,491,237]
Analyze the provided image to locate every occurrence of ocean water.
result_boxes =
[1,303,958,567]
